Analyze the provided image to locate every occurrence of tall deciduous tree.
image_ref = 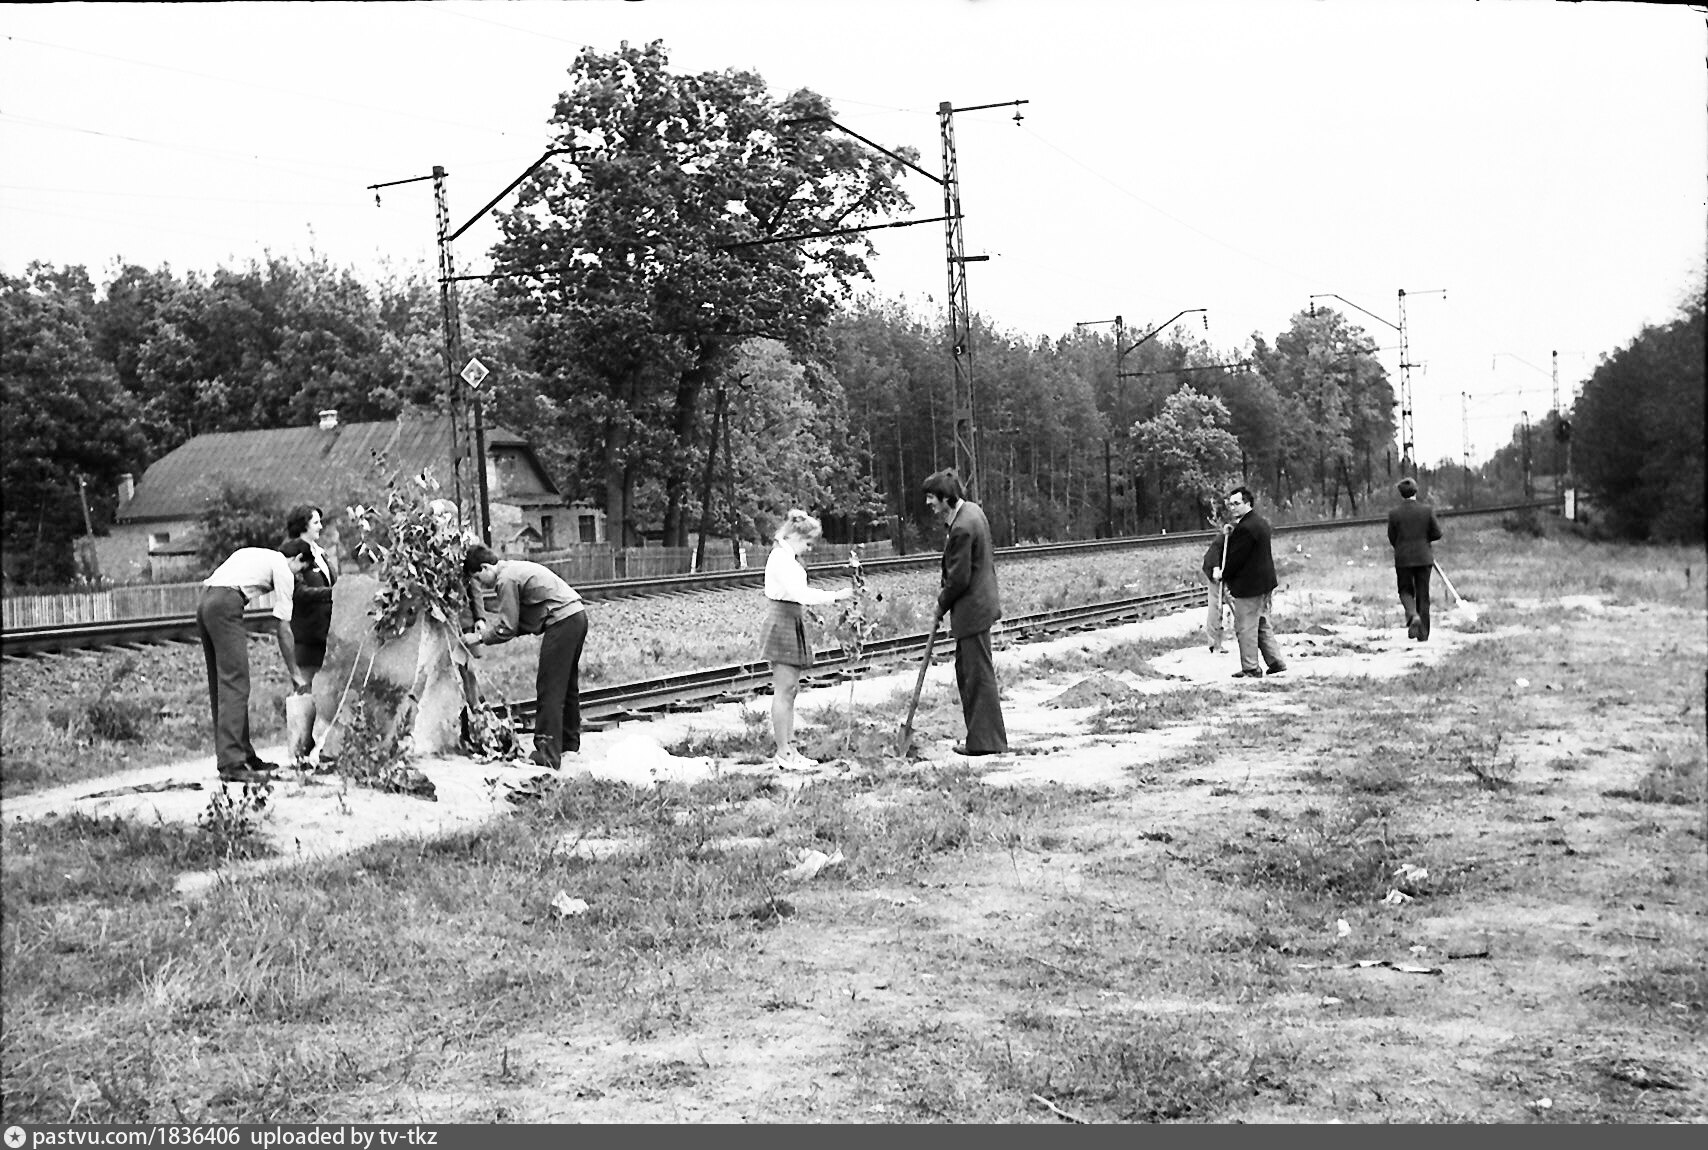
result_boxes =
[695,338,884,547]
[1129,386,1242,529]
[489,40,912,546]
[194,480,293,565]
[1573,286,1705,542]
[0,264,146,584]
[1253,308,1394,512]
[93,257,448,465]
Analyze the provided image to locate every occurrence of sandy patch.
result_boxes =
[0,591,1518,894]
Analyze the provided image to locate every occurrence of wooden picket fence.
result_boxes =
[1,584,280,629]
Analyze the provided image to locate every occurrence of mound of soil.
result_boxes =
[1046,674,1137,708]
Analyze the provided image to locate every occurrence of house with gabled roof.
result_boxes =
[96,409,604,581]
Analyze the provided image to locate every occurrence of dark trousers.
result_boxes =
[1396,565,1433,640]
[954,629,1008,754]
[197,587,255,770]
[533,611,588,767]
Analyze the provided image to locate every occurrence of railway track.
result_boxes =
[1,501,1545,659]
[553,585,1206,732]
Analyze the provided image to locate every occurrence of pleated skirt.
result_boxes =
[758,599,813,668]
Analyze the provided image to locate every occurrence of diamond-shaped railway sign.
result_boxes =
[461,357,490,389]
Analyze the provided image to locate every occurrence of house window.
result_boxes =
[148,532,171,552]
[540,516,554,551]
[579,513,597,543]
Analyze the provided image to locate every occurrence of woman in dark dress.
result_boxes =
[284,505,338,761]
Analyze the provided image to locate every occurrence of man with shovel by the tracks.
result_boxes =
[923,467,1008,757]
[1215,486,1288,679]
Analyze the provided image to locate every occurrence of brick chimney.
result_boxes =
[117,472,135,508]
[317,409,338,430]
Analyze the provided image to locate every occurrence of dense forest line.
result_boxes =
[3,42,1700,585]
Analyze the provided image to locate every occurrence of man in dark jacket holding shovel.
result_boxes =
[924,468,1008,756]
[1215,486,1287,679]
[1387,476,1444,641]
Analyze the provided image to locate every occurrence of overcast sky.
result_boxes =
[3,0,1702,466]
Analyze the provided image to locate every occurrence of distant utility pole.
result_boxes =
[1396,288,1446,477]
[1075,308,1206,537]
[431,166,474,536]
[1551,349,1562,513]
[1460,391,1472,507]
[1310,289,1444,477]
[369,149,571,546]
[774,105,1023,504]
[940,99,1026,501]
[1073,315,1124,537]
[368,166,471,529]
[1521,410,1534,500]
[1118,309,1206,533]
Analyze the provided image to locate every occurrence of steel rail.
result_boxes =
[0,610,285,657]
[578,499,1545,595]
[513,585,1206,729]
[1,502,1549,658]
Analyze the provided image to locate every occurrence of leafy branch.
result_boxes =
[347,470,470,643]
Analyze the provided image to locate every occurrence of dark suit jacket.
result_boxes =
[937,500,1002,638]
[291,547,337,647]
[1220,511,1277,599]
[1387,499,1443,568]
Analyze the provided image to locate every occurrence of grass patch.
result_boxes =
[1,638,293,798]
[1088,690,1216,734]
[1006,1013,1300,1122]
[1,761,1088,1121]
[2,805,275,906]
[1341,750,1413,794]
[665,707,773,759]
[845,1010,1300,1122]
[1590,958,1708,1031]
[1602,743,1706,806]
[1218,801,1402,898]
[1014,636,1175,681]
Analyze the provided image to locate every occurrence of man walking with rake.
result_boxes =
[1387,476,1444,641]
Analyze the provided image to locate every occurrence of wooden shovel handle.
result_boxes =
[896,609,945,755]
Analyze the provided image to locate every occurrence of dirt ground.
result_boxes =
[10,585,1704,1122]
[1,588,1436,885]
[483,594,1705,1123]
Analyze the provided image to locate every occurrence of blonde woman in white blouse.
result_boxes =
[759,509,851,765]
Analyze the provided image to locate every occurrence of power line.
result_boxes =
[0,182,361,208]
[0,113,385,185]
[4,32,521,141]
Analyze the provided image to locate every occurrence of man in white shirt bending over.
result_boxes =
[198,541,310,783]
